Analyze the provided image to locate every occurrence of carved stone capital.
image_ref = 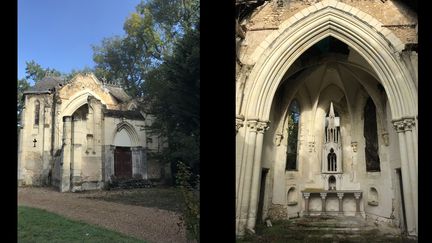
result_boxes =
[246,119,259,133]
[337,192,344,199]
[236,115,245,133]
[354,192,362,199]
[393,120,405,133]
[393,117,416,133]
[303,192,310,199]
[403,118,415,131]
[256,120,270,134]
[320,192,327,199]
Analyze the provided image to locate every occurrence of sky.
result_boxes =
[18,0,142,81]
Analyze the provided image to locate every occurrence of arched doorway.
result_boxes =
[113,129,133,178]
[236,1,417,237]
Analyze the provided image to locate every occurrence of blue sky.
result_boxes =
[18,0,142,81]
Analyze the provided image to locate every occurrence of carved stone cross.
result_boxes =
[33,138,37,147]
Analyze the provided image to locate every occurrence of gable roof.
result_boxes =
[24,76,64,93]
[105,85,132,102]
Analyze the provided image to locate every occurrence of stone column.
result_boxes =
[236,118,258,235]
[60,116,72,192]
[71,143,82,190]
[320,192,327,215]
[108,145,116,180]
[236,115,245,196]
[393,119,417,235]
[303,193,310,216]
[354,192,361,216]
[337,192,344,215]
[403,118,417,231]
[247,120,270,231]
[88,97,103,182]
[18,105,26,184]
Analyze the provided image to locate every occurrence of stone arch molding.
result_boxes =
[242,0,417,121]
[112,121,140,147]
[61,90,106,117]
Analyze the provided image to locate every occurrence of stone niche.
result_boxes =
[321,102,343,176]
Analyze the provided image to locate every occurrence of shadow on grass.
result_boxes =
[82,187,185,213]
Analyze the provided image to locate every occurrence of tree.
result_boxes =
[17,78,30,130]
[144,26,200,176]
[25,60,61,83]
[17,61,62,132]
[92,0,199,97]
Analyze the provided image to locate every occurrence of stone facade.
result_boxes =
[18,73,166,192]
[236,0,417,238]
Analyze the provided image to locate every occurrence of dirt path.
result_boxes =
[18,187,187,243]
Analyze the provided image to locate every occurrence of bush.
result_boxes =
[176,161,200,242]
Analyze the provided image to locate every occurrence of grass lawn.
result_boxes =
[83,187,185,213]
[18,206,145,243]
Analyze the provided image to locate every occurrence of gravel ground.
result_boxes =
[18,187,188,243]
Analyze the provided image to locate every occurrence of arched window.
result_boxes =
[286,100,300,171]
[364,97,380,171]
[34,100,40,126]
[327,148,337,171]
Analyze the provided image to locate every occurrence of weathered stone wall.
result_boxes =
[18,93,54,186]
[239,0,417,65]
[147,159,162,180]
[267,204,287,220]
[19,73,161,191]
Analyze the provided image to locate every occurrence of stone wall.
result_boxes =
[239,0,417,65]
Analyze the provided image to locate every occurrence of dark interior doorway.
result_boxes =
[114,146,132,178]
[257,168,269,224]
[396,168,407,234]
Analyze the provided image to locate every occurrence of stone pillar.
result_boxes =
[393,118,417,235]
[107,145,116,180]
[303,193,310,216]
[88,97,103,182]
[404,119,417,232]
[236,115,245,196]
[60,116,72,192]
[354,192,361,216]
[247,120,270,231]
[18,104,26,184]
[337,192,344,215]
[131,146,147,179]
[236,118,258,235]
[320,193,327,215]
[71,143,82,189]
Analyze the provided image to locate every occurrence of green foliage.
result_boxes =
[92,0,199,97]
[287,113,299,153]
[25,60,61,83]
[175,162,200,242]
[143,27,200,175]
[17,61,62,132]
[18,206,145,242]
[17,78,30,120]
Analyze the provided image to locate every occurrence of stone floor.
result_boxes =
[239,215,417,243]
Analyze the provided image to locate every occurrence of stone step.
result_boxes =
[109,179,154,189]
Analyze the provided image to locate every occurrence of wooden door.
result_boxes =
[114,147,132,178]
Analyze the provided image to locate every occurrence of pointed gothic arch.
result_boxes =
[236,0,417,236]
